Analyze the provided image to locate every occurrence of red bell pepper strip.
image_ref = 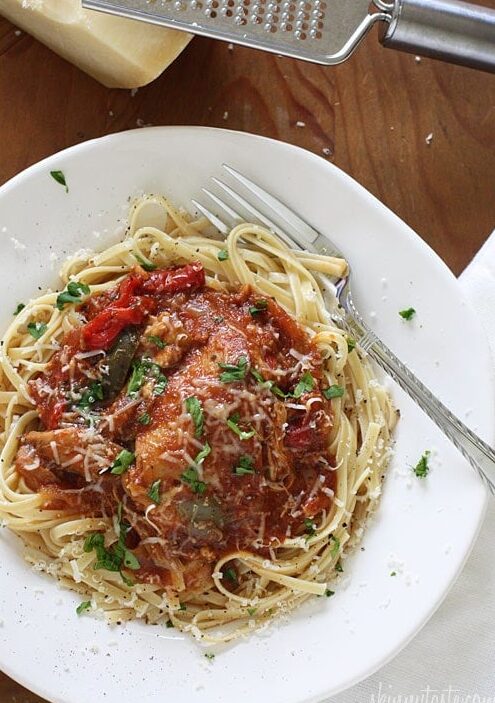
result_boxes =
[82,307,145,350]
[82,263,205,350]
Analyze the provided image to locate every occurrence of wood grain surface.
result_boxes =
[0,10,494,702]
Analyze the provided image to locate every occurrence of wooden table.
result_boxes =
[0,11,494,702]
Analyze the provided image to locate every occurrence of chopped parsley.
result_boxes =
[247,607,257,616]
[83,514,140,582]
[194,442,211,465]
[133,253,157,271]
[224,567,238,585]
[330,535,340,558]
[13,303,25,316]
[227,412,255,440]
[335,561,343,573]
[153,373,168,396]
[293,371,315,399]
[233,455,255,476]
[249,300,268,316]
[76,600,91,615]
[218,355,248,383]
[347,337,356,353]
[217,249,229,261]
[325,589,335,598]
[128,358,167,397]
[390,571,397,577]
[178,603,187,611]
[180,443,211,493]
[399,307,416,321]
[27,321,47,340]
[213,315,224,324]
[304,518,316,537]
[185,396,204,438]
[204,653,215,661]
[181,466,206,493]
[413,450,430,478]
[127,360,146,396]
[138,412,151,425]
[147,335,166,349]
[147,479,161,504]
[323,384,344,400]
[166,619,174,628]
[77,381,104,410]
[56,281,90,310]
[250,368,288,398]
[50,170,68,192]
[109,449,135,476]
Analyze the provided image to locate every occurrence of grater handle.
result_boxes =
[380,0,495,73]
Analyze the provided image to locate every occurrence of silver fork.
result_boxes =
[193,165,495,493]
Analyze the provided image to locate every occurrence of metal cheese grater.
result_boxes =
[82,0,495,72]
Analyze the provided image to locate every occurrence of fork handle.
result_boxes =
[345,311,495,492]
[381,0,495,73]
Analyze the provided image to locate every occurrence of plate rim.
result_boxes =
[0,125,491,703]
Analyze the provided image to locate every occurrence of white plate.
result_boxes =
[0,127,492,703]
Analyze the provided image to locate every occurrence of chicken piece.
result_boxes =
[125,324,251,510]
[141,312,189,368]
[16,427,123,486]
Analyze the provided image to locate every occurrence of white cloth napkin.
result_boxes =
[331,233,495,703]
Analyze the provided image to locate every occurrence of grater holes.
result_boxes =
[195,0,322,40]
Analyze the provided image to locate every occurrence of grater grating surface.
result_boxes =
[83,0,387,64]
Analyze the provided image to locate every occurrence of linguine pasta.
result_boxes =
[0,195,397,643]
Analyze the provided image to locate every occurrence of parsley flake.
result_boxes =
[180,444,211,493]
[399,307,416,321]
[138,412,151,425]
[325,589,335,598]
[147,479,161,504]
[304,518,316,537]
[217,249,229,261]
[147,335,166,349]
[347,337,356,353]
[249,300,268,316]
[323,384,344,400]
[56,281,90,310]
[153,373,168,396]
[50,170,68,193]
[335,561,343,573]
[247,607,257,616]
[76,600,91,615]
[330,535,340,558]
[185,396,204,438]
[413,450,430,478]
[110,449,135,476]
[128,358,167,397]
[224,567,238,585]
[133,253,157,271]
[77,381,104,410]
[218,355,249,383]
[13,303,25,316]
[390,571,397,577]
[204,653,215,661]
[27,321,47,340]
[227,412,255,440]
[83,515,140,582]
[250,368,288,398]
[293,371,315,399]
[233,455,255,475]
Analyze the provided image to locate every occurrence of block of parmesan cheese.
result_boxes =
[0,0,193,88]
